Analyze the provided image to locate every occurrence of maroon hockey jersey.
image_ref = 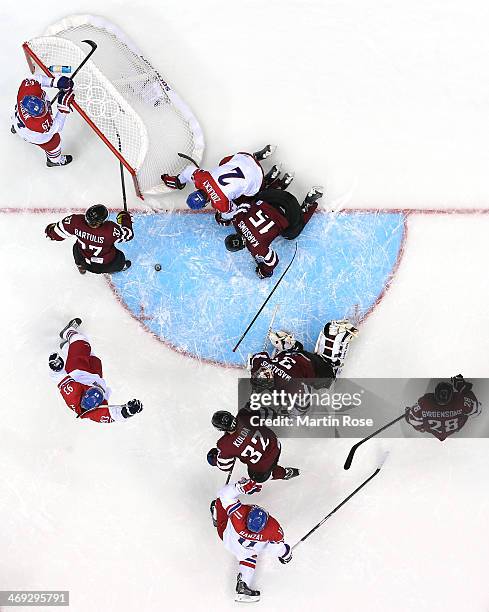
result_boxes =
[406,389,480,441]
[216,406,281,473]
[46,213,134,265]
[232,201,289,275]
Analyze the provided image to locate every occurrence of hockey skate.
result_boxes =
[10,125,16,135]
[253,144,276,162]
[276,172,294,190]
[46,155,73,168]
[283,467,300,480]
[301,186,324,212]
[122,260,132,271]
[235,573,260,603]
[263,163,282,188]
[210,500,218,528]
[59,318,82,349]
[77,265,87,275]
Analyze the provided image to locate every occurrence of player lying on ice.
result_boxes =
[45,204,133,275]
[161,144,295,214]
[48,318,143,423]
[210,477,292,603]
[405,375,480,441]
[11,74,75,167]
[249,320,359,415]
[207,406,299,482]
[219,184,323,278]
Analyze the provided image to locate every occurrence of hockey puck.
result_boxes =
[154,264,162,271]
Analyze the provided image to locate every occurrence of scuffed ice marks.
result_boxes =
[109,211,405,365]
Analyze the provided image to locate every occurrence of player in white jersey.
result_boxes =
[161,145,293,215]
[210,478,292,602]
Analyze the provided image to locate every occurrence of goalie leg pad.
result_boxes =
[315,320,358,368]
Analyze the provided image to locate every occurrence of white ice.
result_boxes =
[1,1,489,611]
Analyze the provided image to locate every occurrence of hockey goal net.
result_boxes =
[23,14,204,199]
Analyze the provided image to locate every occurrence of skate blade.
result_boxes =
[235,594,260,603]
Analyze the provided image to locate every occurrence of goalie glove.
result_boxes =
[161,174,185,190]
[278,543,292,564]
[121,399,143,419]
[48,352,64,372]
[54,76,74,90]
[57,89,75,114]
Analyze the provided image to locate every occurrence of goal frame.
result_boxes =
[23,41,144,199]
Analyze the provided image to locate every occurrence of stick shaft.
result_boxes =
[233,244,298,353]
[50,40,97,104]
[225,459,236,484]
[292,466,381,549]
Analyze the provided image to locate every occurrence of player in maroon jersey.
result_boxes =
[210,478,292,602]
[48,318,143,423]
[217,186,322,278]
[45,204,134,274]
[12,75,75,166]
[405,375,480,441]
[206,405,299,482]
[249,320,359,415]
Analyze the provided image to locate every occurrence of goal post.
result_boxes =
[23,14,205,199]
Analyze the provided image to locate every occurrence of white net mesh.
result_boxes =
[25,15,204,196]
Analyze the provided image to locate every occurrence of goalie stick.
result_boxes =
[49,39,97,104]
[343,414,404,470]
[292,453,388,550]
[232,244,298,353]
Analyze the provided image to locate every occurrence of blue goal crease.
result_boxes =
[109,211,406,366]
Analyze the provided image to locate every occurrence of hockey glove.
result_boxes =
[48,352,64,372]
[57,89,75,114]
[121,399,143,418]
[161,174,185,190]
[45,223,56,239]
[55,76,74,90]
[237,478,262,495]
[116,211,131,225]
[256,264,273,279]
[278,544,292,564]
[215,211,231,227]
[452,374,472,393]
[207,448,218,466]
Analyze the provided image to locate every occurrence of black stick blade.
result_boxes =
[343,442,361,470]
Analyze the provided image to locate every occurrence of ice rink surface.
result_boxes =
[2,1,489,611]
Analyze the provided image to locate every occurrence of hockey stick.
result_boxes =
[115,129,128,211]
[225,460,237,484]
[178,152,200,168]
[232,244,298,353]
[263,303,280,352]
[292,453,388,550]
[343,414,404,470]
[49,40,97,104]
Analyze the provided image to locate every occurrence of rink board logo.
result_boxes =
[109,211,406,366]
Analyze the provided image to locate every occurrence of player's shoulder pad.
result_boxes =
[219,154,234,166]
[263,516,284,543]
